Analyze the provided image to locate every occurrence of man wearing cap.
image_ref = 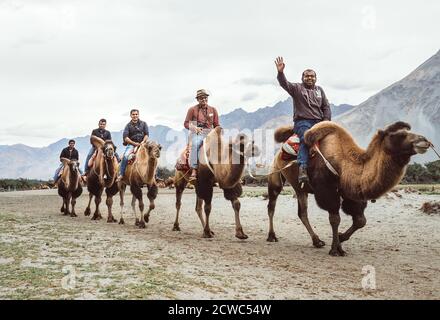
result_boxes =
[274,56,331,185]
[184,89,220,181]
[117,109,149,182]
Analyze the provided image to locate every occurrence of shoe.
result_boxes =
[298,166,309,184]
[116,175,123,183]
[188,170,197,184]
[81,175,87,183]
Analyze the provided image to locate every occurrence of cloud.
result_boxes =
[235,78,276,86]
[241,92,259,102]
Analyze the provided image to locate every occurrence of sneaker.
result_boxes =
[298,166,309,184]
[116,175,123,183]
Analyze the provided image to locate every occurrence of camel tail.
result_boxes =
[304,121,339,146]
[274,125,294,143]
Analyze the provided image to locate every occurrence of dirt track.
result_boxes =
[0,187,439,299]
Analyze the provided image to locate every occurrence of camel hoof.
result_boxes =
[107,216,116,223]
[267,232,278,242]
[313,239,326,248]
[91,214,99,221]
[61,207,65,213]
[135,219,140,226]
[84,208,91,216]
[329,247,346,257]
[143,214,149,223]
[236,233,248,240]
[98,214,103,220]
[172,224,181,231]
[63,212,69,216]
[202,230,214,238]
[119,218,125,225]
[138,221,146,229]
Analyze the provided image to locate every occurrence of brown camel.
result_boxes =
[84,136,119,222]
[173,126,260,238]
[268,121,431,256]
[57,158,83,217]
[118,140,162,228]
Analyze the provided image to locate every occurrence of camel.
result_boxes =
[84,136,119,222]
[118,140,162,228]
[172,126,260,238]
[57,158,83,217]
[268,121,431,256]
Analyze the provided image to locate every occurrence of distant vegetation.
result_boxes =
[1,161,439,192]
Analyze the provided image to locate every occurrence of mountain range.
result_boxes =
[1,50,439,179]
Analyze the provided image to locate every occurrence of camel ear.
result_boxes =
[384,121,411,134]
[158,144,162,150]
[214,126,223,136]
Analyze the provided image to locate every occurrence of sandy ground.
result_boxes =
[0,187,439,300]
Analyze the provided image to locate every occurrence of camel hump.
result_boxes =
[304,121,347,146]
[91,135,105,148]
[274,125,294,143]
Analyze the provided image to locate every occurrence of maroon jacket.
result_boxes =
[184,104,220,131]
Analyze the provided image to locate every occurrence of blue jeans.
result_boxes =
[190,132,208,169]
[293,119,321,169]
[84,147,96,173]
[119,145,134,177]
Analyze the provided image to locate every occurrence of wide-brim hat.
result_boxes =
[196,89,209,99]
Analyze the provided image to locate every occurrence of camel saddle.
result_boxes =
[281,133,300,160]
[175,145,190,172]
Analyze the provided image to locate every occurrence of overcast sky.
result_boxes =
[0,0,439,147]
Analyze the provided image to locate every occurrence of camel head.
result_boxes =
[142,140,162,159]
[379,121,431,156]
[103,140,116,160]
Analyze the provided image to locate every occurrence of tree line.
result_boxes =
[0,160,439,191]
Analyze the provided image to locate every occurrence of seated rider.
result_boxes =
[53,139,83,182]
[275,56,331,184]
[117,108,149,182]
[83,118,115,178]
[183,89,220,182]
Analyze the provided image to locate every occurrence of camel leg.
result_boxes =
[195,196,206,230]
[70,197,78,217]
[131,185,145,228]
[64,195,71,216]
[173,184,185,231]
[231,198,248,239]
[106,196,117,223]
[296,190,325,248]
[203,200,214,238]
[144,184,158,224]
[328,211,346,256]
[60,201,65,213]
[119,184,126,224]
[84,194,93,216]
[267,178,283,242]
[91,194,102,220]
[339,199,367,243]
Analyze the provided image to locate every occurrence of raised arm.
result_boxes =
[275,56,296,95]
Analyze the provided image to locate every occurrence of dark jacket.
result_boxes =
[122,120,149,145]
[277,71,331,121]
[60,147,79,161]
[91,128,112,141]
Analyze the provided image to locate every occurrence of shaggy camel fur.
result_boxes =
[58,158,83,217]
[175,126,260,239]
[268,121,430,256]
[84,136,119,222]
[118,140,161,228]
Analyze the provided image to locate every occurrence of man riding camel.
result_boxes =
[83,119,114,179]
[53,139,83,182]
[184,89,220,182]
[275,56,331,184]
[117,109,149,182]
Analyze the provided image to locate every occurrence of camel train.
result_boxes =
[56,121,431,256]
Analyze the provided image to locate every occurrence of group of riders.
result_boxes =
[53,57,331,185]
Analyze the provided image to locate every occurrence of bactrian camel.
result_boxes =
[57,158,83,217]
[268,121,430,256]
